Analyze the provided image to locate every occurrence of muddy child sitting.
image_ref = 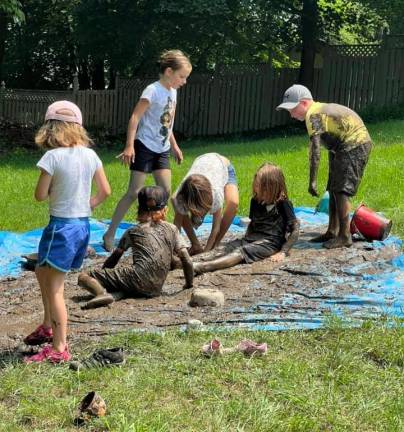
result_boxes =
[78,186,193,308]
[194,163,299,275]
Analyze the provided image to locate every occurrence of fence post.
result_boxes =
[0,81,5,118]
[374,36,390,106]
[112,72,120,133]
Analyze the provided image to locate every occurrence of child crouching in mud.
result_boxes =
[78,186,193,308]
[193,163,299,275]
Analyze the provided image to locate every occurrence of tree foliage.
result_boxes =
[0,0,393,89]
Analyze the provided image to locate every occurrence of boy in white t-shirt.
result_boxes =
[103,50,192,251]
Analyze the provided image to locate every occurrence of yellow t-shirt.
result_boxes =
[305,102,371,151]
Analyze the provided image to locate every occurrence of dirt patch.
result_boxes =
[0,226,401,354]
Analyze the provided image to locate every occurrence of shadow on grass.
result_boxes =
[0,347,28,368]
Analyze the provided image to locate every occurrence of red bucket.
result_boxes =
[350,204,392,241]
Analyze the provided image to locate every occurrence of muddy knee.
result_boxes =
[78,273,106,297]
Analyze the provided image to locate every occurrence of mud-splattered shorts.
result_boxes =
[89,266,161,298]
[327,141,372,196]
[239,238,281,264]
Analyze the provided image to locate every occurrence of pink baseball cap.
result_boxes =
[45,100,83,125]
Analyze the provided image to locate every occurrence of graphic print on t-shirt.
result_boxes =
[160,96,175,145]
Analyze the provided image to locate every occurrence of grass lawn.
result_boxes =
[0,119,403,431]
[1,118,403,238]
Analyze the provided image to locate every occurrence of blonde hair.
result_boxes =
[253,163,288,204]
[35,120,93,149]
[158,49,191,74]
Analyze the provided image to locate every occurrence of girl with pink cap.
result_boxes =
[23,100,111,364]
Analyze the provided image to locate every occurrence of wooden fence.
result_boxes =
[1,35,404,137]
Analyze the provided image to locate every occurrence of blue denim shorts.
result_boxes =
[226,163,238,186]
[38,216,90,273]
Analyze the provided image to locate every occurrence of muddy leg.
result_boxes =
[310,191,339,242]
[324,193,352,249]
[78,272,115,309]
[193,251,244,275]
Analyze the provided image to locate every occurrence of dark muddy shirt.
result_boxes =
[244,199,297,250]
[117,221,187,294]
[305,102,371,152]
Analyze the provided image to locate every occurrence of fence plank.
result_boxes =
[3,37,404,137]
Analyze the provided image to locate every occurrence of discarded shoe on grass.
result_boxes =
[236,339,268,356]
[69,347,125,371]
[74,391,106,425]
[201,339,235,357]
[202,339,267,357]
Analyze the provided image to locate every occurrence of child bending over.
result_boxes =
[78,186,193,308]
[172,153,239,255]
[193,163,299,275]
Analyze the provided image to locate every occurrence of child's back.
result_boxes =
[119,220,187,295]
[39,146,102,217]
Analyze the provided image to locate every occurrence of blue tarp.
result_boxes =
[1,208,403,331]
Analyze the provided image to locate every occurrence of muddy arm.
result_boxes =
[178,248,194,288]
[308,135,321,196]
[281,220,300,255]
[102,248,124,269]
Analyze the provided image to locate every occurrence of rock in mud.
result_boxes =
[189,289,225,307]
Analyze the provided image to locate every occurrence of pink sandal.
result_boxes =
[24,344,71,364]
[23,324,53,346]
[236,340,268,356]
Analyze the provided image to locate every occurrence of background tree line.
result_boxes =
[0,0,400,91]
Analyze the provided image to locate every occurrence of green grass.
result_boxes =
[1,119,404,238]
[1,322,404,431]
[0,119,404,431]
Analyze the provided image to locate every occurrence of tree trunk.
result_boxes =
[298,0,318,89]
[0,13,7,82]
[78,58,91,90]
[92,59,105,89]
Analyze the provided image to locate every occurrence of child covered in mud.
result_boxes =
[78,186,193,308]
[276,84,372,249]
[193,163,299,275]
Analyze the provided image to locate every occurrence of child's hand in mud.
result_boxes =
[188,244,203,256]
[270,252,286,262]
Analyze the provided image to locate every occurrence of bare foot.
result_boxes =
[310,232,337,243]
[323,236,352,249]
[193,262,204,276]
[82,294,115,309]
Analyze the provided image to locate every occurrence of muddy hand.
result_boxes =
[270,252,286,262]
[308,182,319,197]
[188,244,203,256]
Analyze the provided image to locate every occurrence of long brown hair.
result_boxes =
[252,163,288,204]
[178,174,213,217]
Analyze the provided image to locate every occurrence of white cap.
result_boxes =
[276,84,313,111]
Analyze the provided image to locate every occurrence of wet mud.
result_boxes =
[0,226,401,355]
